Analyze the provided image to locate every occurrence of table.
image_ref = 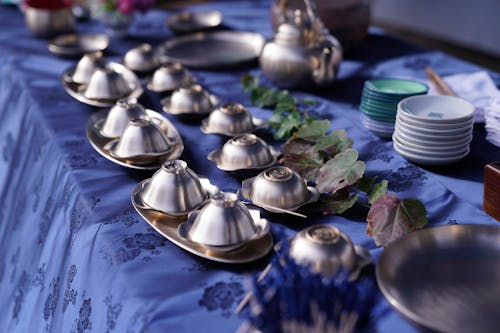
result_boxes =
[0,1,499,332]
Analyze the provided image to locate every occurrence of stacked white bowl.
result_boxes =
[393,95,475,165]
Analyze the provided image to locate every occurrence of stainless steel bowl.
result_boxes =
[100,98,147,138]
[105,117,172,159]
[178,191,270,251]
[207,134,279,171]
[140,159,209,215]
[83,67,132,100]
[162,84,218,116]
[201,103,267,136]
[25,6,75,38]
[288,225,371,279]
[166,10,223,33]
[72,52,104,85]
[241,166,319,212]
[123,43,159,73]
[147,63,194,94]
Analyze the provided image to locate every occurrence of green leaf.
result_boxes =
[366,194,428,247]
[300,98,316,105]
[281,138,323,181]
[316,149,366,193]
[369,180,388,205]
[310,193,358,215]
[295,119,331,141]
[241,74,259,92]
[397,199,428,229]
[356,176,377,193]
[315,129,353,155]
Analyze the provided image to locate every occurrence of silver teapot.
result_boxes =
[259,0,342,88]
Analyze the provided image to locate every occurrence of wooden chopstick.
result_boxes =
[425,67,457,96]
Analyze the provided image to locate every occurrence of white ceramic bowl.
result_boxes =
[397,110,474,130]
[396,114,472,136]
[395,122,472,142]
[392,132,469,153]
[393,141,470,165]
[398,95,475,124]
[394,127,472,148]
[393,137,468,158]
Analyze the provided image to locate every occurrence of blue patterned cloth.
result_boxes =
[0,1,499,332]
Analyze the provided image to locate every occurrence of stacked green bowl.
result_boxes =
[360,78,429,138]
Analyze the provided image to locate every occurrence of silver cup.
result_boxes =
[208,134,277,171]
[124,43,159,73]
[109,117,172,159]
[201,103,254,136]
[100,98,147,138]
[163,84,216,116]
[72,52,104,85]
[83,67,131,100]
[25,6,75,38]
[140,159,208,215]
[288,225,371,279]
[148,63,194,94]
[179,192,269,251]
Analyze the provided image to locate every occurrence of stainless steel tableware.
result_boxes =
[48,33,109,57]
[83,67,132,100]
[259,0,342,88]
[123,43,160,73]
[147,63,195,94]
[377,224,500,333]
[63,61,143,107]
[100,98,147,138]
[25,6,75,38]
[71,52,104,85]
[105,117,172,159]
[288,224,371,279]
[166,10,223,33]
[87,109,184,170]
[162,84,218,116]
[132,185,273,263]
[157,31,265,68]
[200,103,268,136]
[139,160,209,216]
[178,191,270,251]
[207,134,279,171]
[240,166,319,213]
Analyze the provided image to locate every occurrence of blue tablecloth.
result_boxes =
[0,1,499,332]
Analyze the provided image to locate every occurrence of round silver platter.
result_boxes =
[86,109,183,170]
[48,33,109,57]
[157,31,265,68]
[132,181,273,263]
[376,224,500,333]
[62,62,143,107]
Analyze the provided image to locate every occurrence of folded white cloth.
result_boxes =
[428,71,500,123]
[485,96,500,147]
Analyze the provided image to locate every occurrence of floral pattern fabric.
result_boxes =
[0,1,498,332]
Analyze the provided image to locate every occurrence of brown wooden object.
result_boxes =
[484,162,500,221]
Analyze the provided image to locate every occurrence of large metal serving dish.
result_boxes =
[376,224,500,333]
[157,31,265,68]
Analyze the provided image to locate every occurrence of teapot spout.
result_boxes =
[313,46,336,86]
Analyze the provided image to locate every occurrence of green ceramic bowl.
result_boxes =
[365,78,429,96]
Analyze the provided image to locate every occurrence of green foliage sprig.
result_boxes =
[241,74,428,245]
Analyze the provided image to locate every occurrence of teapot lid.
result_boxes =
[275,23,304,45]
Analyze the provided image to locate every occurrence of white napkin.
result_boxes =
[485,97,500,147]
[427,71,500,123]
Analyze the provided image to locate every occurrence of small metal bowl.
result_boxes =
[99,98,147,138]
[104,117,173,160]
[25,6,75,38]
[123,43,159,73]
[48,33,109,57]
[201,103,268,136]
[162,84,219,117]
[147,63,195,94]
[178,191,270,251]
[138,159,210,216]
[207,134,280,172]
[71,52,104,85]
[287,225,371,279]
[166,10,223,34]
[83,67,132,100]
[240,166,319,213]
